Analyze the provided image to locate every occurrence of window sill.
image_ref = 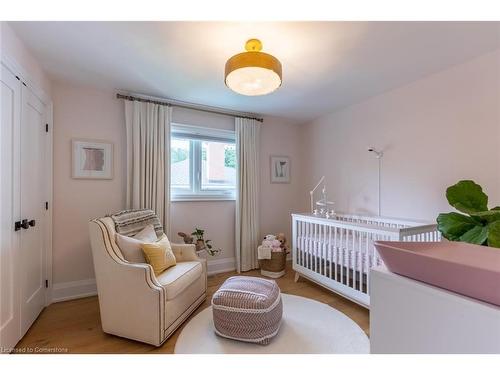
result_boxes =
[171,195,236,202]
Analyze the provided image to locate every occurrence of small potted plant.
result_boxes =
[191,228,221,256]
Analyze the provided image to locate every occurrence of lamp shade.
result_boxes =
[225,39,282,96]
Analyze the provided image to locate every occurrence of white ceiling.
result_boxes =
[9,21,500,123]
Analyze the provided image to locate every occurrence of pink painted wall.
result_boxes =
[52,81,126,284]
[300,50,500,221]
[1,22,52,97]
[51,81,304,283]
[260,116,305,244]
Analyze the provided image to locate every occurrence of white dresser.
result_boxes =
[370,266,500,354]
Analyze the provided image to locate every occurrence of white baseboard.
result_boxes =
[207,257,236,276]
[51,278,97,303]
[50,258,236,303]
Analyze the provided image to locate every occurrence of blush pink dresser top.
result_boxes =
[374,241,500,306]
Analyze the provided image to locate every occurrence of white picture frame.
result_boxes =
[72,139,113,179]
[270,155,290,183]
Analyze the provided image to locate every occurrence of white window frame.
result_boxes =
[171,123,236,201]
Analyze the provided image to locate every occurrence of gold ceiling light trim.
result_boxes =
[225,39,282,96]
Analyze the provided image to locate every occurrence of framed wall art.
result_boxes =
[72,139,113,179]
[270,155,290,183]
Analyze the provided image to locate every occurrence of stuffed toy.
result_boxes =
[262,234,281,251]
[276,233,288,253]
[178,232,194,244]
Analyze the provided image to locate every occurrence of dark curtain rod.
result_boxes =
[116,93,264,122]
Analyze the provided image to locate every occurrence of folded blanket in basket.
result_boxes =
[258,245,272,260]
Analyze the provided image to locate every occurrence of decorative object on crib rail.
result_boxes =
[178,228,221,256]
[309,176,335,217]
[437,180,500,248]
[258,233,289,278]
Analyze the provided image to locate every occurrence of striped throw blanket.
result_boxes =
[110,209,163,238]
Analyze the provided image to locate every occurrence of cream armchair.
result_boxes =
[89,215,207,347]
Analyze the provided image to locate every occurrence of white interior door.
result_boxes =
[0,65,21,351]
[19,85,47,337]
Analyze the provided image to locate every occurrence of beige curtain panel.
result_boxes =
[124,100,172,236]
[235,117,261,272]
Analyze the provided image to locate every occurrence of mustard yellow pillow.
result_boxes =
[141,236,176,275]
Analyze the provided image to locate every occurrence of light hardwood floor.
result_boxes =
[15,263,369,353]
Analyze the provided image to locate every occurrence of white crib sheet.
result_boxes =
[296,234,383,273]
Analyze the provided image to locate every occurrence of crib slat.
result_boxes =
[365,232,369,294]
[316,224,320,273]
[308,222,312,271]
[328,226,332,280]
[297,220,304,266]
[351,230,356,290]
[320,224,324,276]
[301,221,305,268]
[340,228,344,285]
[323,224,327,277]
[333,227,338,281]
[316,224,320,274]
[301,221,304,267]
[305,222,309,270]
[318,224,321,274]
[313,224,318,272]
[319,225,326,276]
[312,223,316,273]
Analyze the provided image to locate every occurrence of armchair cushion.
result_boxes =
[171,243,199,262]
[115,224,158,263]
[156,261,203,300]
[142,236,177,275]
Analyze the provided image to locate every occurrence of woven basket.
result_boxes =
[259,251,287,274]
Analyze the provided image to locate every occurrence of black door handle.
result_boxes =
[28,219,36,227]
[21,219,29,229]
[15,221,22,231]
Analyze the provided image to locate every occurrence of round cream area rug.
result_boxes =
[174,293,369,354]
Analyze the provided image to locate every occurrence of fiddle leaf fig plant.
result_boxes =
[437,180,500,248]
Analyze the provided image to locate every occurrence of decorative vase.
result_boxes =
[196,239,205,252]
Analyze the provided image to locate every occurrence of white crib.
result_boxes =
[291,213,441,308]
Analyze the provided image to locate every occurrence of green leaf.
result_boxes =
[471,210,500,223]
[491,206,500,211]
[487,221,500,248]
[437,212,479,241]
[459,225,488,245]
[445,180,488,214]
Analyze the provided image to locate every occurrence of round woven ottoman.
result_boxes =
[211,276,282,345]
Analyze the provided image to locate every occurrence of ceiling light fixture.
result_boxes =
[225,39,282,96]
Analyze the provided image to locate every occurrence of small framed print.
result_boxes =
[72,139,113,179]
[270,155,290,183]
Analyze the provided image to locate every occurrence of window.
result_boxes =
[171,124,236,200]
